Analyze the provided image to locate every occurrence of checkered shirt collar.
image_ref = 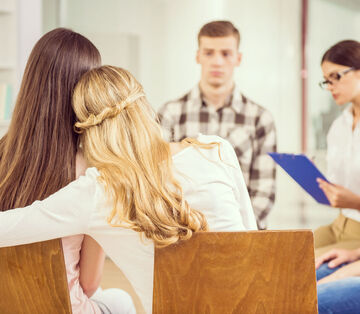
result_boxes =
[187,83,244,114]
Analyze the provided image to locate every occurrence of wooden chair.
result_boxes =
[153,230,318,314]
[0,239,72,314]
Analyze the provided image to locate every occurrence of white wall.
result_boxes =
[62,0,166,108]
[225,0,302,153]
[161,0,226,104]
[0,0,42,137]
[17,0,42,84]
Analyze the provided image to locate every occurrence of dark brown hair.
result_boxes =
[198,20,240,47]
[321,40,360,69]
[0,28,101,210]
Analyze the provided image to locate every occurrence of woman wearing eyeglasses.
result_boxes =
[312,39,360,313]
[314,40,360,258]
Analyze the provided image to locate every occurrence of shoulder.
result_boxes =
[50,167,99,204]
[197,134,229,145]
[197,134,236,158]
[328,115,342,131]
[240,93,274,122]
[331,109,347,127]
[327,110,347,139]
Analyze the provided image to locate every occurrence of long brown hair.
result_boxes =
[73,66,208,247]
[0,28,101,210]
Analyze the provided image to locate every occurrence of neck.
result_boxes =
[199,80,234,110]
[353,95,360,119]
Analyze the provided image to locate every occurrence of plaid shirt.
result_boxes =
[158,84,276,229]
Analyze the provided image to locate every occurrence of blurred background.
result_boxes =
[0,0,359,229]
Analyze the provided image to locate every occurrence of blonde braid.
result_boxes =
[74,90,145,133]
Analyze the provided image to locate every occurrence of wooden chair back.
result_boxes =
[0,239,72,314]
[153,230,317,314]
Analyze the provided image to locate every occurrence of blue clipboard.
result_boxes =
[268,152,330,205]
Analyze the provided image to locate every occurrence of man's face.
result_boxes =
[197,35,241,88]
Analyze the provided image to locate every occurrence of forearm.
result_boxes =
[345,194,360,211]
[318,179,360,210]
[79,235,106,298]
[0,177,92,247]
[0,203,73,247]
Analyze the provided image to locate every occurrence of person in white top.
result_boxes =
[310,39,360,314]
[0,65,257,313]
[314,40,360,259]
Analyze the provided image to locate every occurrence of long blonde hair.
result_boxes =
[73,66,208,247]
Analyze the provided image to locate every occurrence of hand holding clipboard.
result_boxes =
[268,153,330,205]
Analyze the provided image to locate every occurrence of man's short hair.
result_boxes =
[198,21,240,48]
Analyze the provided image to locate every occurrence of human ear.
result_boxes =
[236,52,242,66]
[196,50,200,64]
[355,69,360,79]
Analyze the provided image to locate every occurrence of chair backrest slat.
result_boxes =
[153,230,317,314]
[0,239,72,314]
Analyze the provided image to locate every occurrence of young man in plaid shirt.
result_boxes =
[158,21,276,229]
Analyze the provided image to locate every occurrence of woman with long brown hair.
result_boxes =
[0,29,135,313]
[0,65,257,313]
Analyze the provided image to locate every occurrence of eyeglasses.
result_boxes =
[319,67,354,89]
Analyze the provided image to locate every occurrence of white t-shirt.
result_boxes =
[327,105,360,222]
[0,134,257,313]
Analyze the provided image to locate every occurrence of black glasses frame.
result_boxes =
[319,67,355,89]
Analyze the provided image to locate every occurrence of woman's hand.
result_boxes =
[315,248,360,269]
[317,178,360,210]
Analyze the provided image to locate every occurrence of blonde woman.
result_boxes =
[0,66,257,313]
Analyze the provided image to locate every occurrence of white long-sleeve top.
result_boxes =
[0,134,257,313]
[327,106,360,222]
